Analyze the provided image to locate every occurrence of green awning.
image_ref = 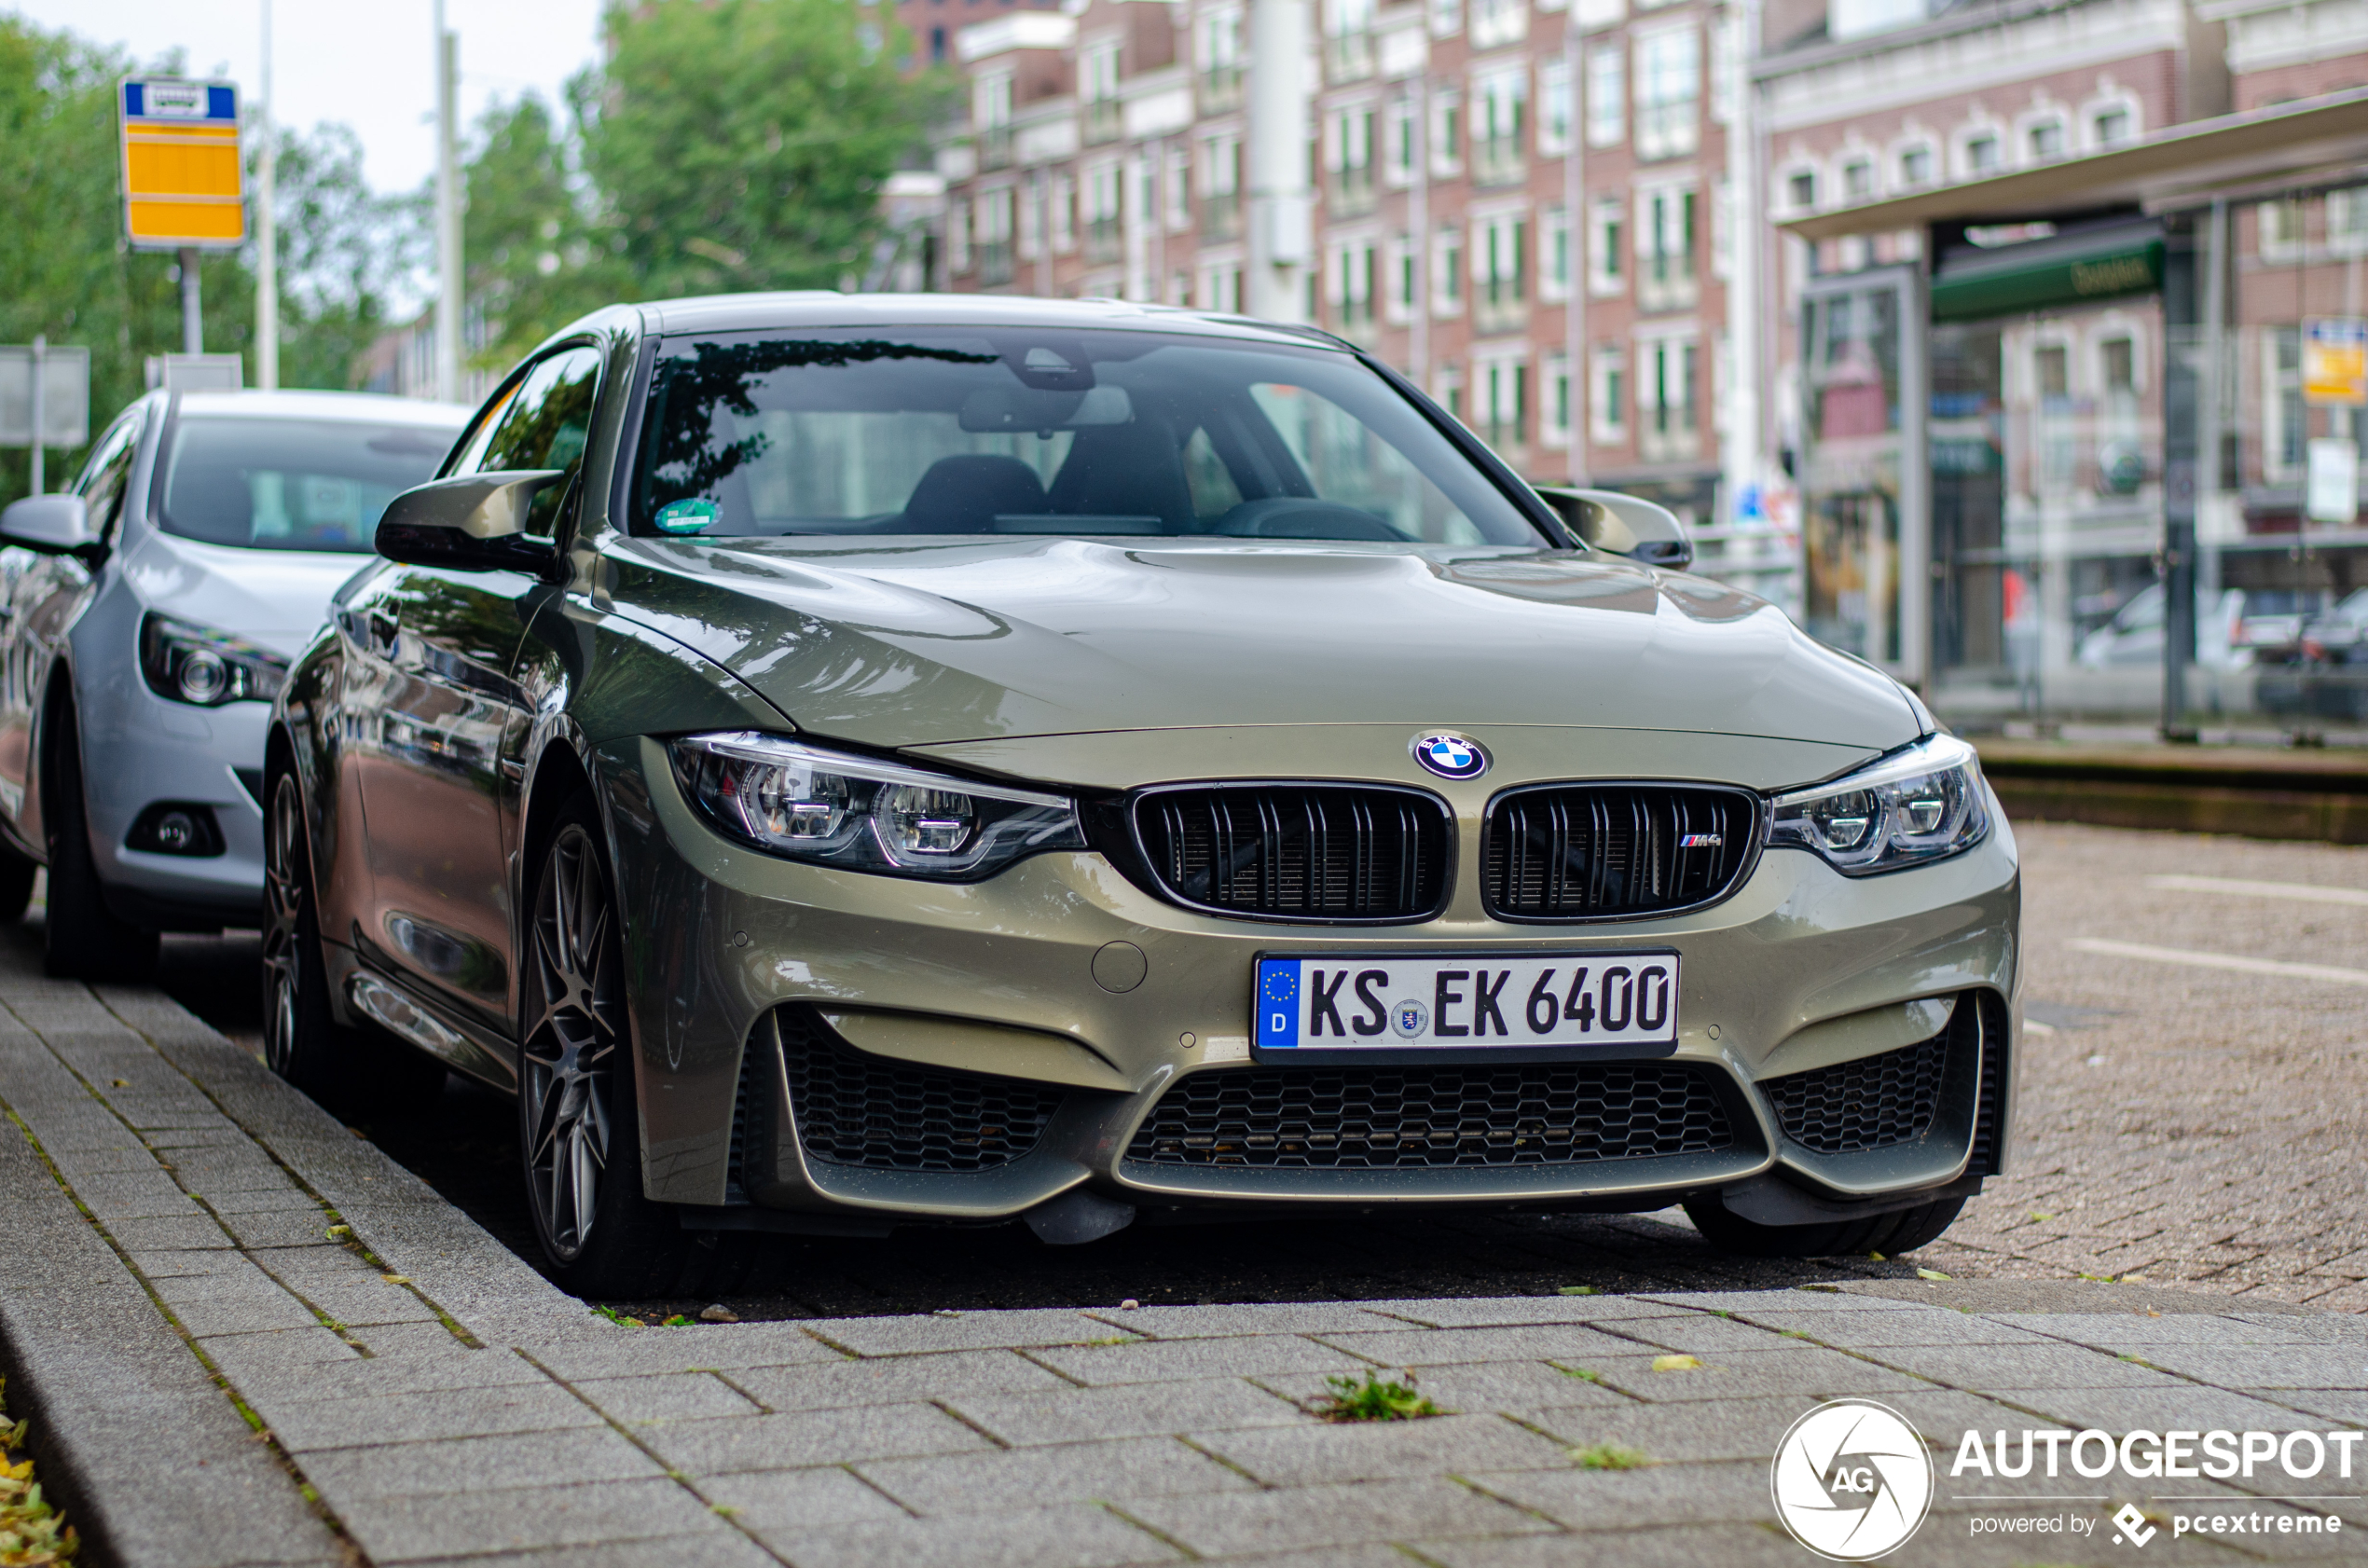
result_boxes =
[1930,222,2164,322]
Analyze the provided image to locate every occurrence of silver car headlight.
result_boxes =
[139,613,289,706]
[1766,734,1990,876]
[668,731,1086,879]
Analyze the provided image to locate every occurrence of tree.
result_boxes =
[462,95,614,370]
[574,0,937,301]
[266,122,425,393]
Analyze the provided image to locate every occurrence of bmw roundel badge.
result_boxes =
[1411,732,1490,780]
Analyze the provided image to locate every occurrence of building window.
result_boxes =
[1329,105,1378,213]
[1432,93,1464,175]
[1049,174,1076,254]
[1842,158,1872,201]
[1963,132,2000,175]
[1166,147,1192,230]
[1434,226,1465,313]
[1470,0,1528,48]
[1388,100,1418,184]
[976,186,1015,284]
[2027,119,2064,160]
[1541,204,1571,300]
[1387,234,1419,323]
[1473,208,1529,331]
[929,26,946,62]
[1637,184,1696,310]
[1638,336,1699,460]
[2265,326,2306,481]
[1539,59,1573,155]
[2100,335,2135,395]
[948,198,971,273]
[1328,240,1378,333]
[1589,198,1624,296]
[1590,346,1627,444]
[2257,198,2304,261]
[976,71,1014,169]
[1083,40,1123,142]
[1473,66,1527,185]
[1711,174,1731,279]
[1899,144,1933,186]
[2331,186,2368,255]
[1326,0,1377,80]
[1710,10,1742,124]
[1199,7,1245,110]
[1787,169,1816,211]
[1200,264,1243,313]
[1439,364,1465,423]
[1478,357,1530,451]
[1085,161,1123,262]
[1545,353,1573,448]
[1203,135,1243,237]
[1586,47,1624,147]
[2092,106,2131,146]
[1634,27,1700,159]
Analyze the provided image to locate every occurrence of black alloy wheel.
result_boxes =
[262,769,445,1111]
[43,697,157,981]
[519,798,745,1298]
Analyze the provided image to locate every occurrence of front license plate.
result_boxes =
[1252,952,1681,1060]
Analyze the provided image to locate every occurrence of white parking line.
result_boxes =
[2145,873,2368,907]
[2069,937,2368,987]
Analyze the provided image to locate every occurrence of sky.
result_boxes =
[13,0,607,195]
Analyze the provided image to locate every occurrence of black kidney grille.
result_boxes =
[779,1009,1064,1173]
[1483,786,1755,919]
[1136,787,1450,922]
[1765,1036,1946,1154]
[1124,1061,1733,1170]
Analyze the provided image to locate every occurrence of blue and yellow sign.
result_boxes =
[119,78,245,250]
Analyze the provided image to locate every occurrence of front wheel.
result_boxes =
[1682,1193,1966,1259]
[520,800,721,1299]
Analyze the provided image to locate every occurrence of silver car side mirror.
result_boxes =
[0,493,97,559]
[376,470,566,573]
[1533,486,1693,571]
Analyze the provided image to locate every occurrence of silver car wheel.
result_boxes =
[260,777,306,1078]
[522,822,622,1263]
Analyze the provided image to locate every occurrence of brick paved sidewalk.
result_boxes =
[5,938,2367,1567]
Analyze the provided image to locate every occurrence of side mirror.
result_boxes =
[376,470,565,573]
[1533,486,1694,571]
[0,494,98,559]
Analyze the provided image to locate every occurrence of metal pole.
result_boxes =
[179,247,203,354]
[256,0,279,390]
[2160,214,2201,740]
[1409,77,1427,385]
[1563,27,1585,484]
[434,3,463,403]
[1244,0,1309,323]
[1723,0,1762,531]
[2196,197,2227,624]
[27,335,45,497]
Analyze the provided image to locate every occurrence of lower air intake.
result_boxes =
[778,1008,1064,1173]
[1764,1035,1947,1154]
[1124,1061,1734,1170]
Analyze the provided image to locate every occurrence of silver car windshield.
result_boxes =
[157,417,459,553]
[629,328,1548,545]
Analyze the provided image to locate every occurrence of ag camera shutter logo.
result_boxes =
[1771,1399,1934,1561]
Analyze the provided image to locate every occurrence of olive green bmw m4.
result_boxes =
[266,294,2018,1297]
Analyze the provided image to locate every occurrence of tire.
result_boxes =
[1683,1194,1966,1259]
[262,769,447,1115]
[43,698,157,981]
[0,843,36,925]
[519,797,723,1298]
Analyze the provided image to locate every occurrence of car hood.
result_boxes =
[598,535,1921,756]
[123,530,374,658]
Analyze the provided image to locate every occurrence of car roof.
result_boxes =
[171,390,474,427]
[629,291,1353,351]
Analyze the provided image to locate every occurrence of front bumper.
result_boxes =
[80,671,269,930]
[599,736,2021,1225]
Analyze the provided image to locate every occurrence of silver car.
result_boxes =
[0,390,467,978]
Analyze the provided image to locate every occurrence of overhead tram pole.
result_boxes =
[434,0,463,404]
[255,0,278,390]
[1244,0,1311,323]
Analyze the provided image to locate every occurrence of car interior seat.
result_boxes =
[900,454,1050,532]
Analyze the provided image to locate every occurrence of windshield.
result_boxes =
[629,328,1547,545]
[158,416,461,553]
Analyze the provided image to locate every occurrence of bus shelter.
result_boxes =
[1780,90,2368,736]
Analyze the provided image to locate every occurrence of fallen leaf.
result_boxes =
[1916,1268,1951,1281]
[111,1079,129,1088]
[1651,1354,1703,1372]
[324,1225,352,1241]
[379,1274,410,1286]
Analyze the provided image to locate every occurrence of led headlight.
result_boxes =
[668,731,1086,880]
[1766,733,1990,876]
[139,613,290,707]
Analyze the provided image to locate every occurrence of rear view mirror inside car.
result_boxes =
[958,384,1134,433]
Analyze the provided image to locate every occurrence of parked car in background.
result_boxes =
[0,391,469,980]
[2075,584,2249,669]
[269,295,2019,1298]
[2258,586,2368,722]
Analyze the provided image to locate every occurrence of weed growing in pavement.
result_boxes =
[1555,1366,1603,1382]
[1,1376,76,1564]
[1317,1370,1442,1422]
[1556,1286,1596,1296]
[591,1305,644,1328]
[660,1315,696,1327]
[1572,1443,1650,1470]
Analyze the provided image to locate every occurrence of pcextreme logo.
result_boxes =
[1771,1399,1935,1561]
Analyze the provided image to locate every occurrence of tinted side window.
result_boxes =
[75,413,144,539]
[466,346,602,537]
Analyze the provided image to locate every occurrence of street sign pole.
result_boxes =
[118,77,245,369]
[180,248,203,355]
[27,336,43,496]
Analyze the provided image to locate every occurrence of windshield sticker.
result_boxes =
[654,498,719,535]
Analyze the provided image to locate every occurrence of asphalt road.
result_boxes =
[156,818,2368,1318]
